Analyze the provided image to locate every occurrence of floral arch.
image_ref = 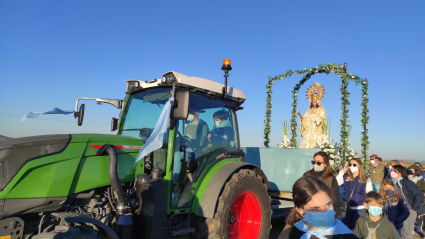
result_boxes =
[264,63,369,162]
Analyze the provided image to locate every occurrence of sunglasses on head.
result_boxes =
[348,164,357,167]
[311,161,323,166]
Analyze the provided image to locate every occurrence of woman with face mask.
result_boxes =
[336,158,373,230]
[278,176,357,239]
[391,165,425,239]
[379,179,410,236]
[303,151,341,219]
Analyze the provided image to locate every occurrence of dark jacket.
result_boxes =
[353,211,400,239]
[396,178,424,213]
[341,174,367,207]
[383,197,410,229]
[303,170,341,218]
[209,123,233,149]
[278,226,358,239]
[416,178,425,206]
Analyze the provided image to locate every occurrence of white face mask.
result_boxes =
[370,160,375,165]
[187,113,195,122]
[389,165,392,170]
[350,166,359,173]
[214,120,221,127]
[313,164,325,172]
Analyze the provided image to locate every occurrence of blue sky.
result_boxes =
[1,1,424,161]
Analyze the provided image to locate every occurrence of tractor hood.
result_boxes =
[0,134,143,191]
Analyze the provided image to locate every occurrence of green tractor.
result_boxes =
[0,60,272,239]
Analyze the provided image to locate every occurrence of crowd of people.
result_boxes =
[279,152,425,239]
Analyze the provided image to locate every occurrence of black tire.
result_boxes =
[193,169,272,239]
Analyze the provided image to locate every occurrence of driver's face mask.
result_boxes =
[187,113,195,122]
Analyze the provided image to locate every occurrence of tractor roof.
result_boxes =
[126,71,246,104]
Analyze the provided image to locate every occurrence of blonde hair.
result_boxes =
[347,158,367,183]
[379,179,401,203]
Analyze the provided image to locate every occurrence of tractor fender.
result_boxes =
[197,162,269,218]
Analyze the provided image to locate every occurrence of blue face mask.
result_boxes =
[368,206,382,217]
[385,189,394,196]
[302,208,336,229]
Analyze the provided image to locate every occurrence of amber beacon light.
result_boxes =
[221,59,232,97]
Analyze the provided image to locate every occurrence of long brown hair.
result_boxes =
[285,176,332,226]
[347,158,367,183]
[379,178,401,203]
[306,151,332,180]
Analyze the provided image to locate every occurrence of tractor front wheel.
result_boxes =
[195,169,272,239]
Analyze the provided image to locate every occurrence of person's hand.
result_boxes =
[223,135,228,140]
[207,134,211,140]
[342,162,349,174]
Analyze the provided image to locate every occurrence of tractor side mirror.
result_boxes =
[172,89,189,120]
[111,117,118,131]
[74,104,85,126]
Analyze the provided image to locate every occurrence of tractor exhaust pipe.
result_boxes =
[104,145,127,214]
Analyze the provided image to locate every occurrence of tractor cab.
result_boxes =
[117,65,246,209]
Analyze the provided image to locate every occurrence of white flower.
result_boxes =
[330,160,335,166]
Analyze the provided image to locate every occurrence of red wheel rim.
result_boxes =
[228,191,262,239]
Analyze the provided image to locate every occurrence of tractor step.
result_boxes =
[170,228,195,236]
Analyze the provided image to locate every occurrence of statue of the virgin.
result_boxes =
[298,81,327,148]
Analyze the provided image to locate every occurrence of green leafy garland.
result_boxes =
[264,63,370,163]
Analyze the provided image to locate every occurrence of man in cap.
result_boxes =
[368,154,386,192]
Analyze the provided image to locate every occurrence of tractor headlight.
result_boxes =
[166,74,175,84]
[160,72,177,85]
[128,82,135,90]
[128,81,140,91]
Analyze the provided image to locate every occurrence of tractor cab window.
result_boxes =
[171,92,239,208]
[118,88,172,172]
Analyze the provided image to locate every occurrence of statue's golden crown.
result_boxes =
[306,81,325,101]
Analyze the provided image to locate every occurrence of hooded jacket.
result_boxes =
[353,211,400,239]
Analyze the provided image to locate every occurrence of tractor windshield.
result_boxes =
[118,87,172,141]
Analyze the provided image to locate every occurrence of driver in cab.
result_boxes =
[182,106,209,155]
